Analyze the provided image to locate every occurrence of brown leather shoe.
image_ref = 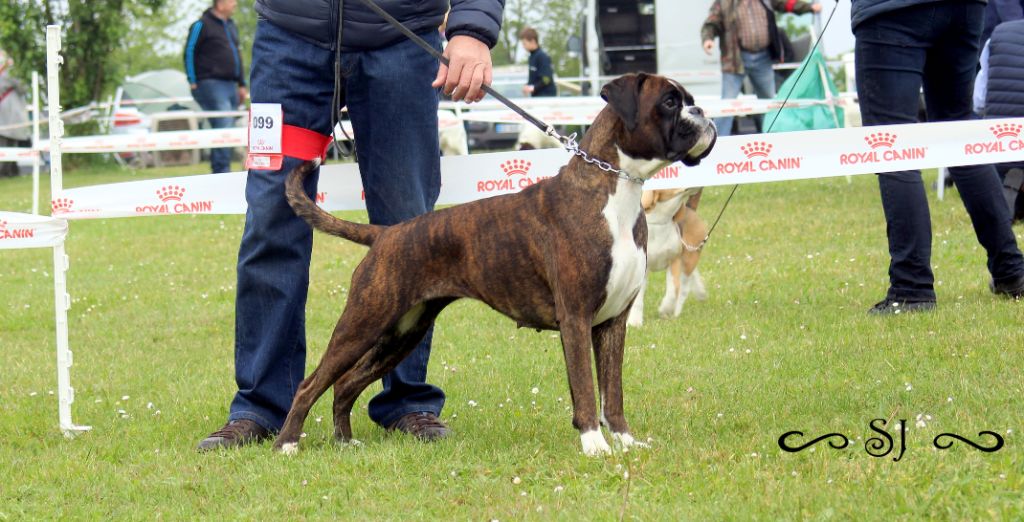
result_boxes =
[387,412,451,441]
[196,419,272,451]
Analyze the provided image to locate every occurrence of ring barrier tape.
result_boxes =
[51,117,1024,219]
[0,147,37,161]
[2,98,833,162]
[0,211,67,249]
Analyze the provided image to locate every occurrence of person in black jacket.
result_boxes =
[982,0,1024,43]
[197,0,505,451]
[852,0,1024,315]
[184,0,246,174]
[518,27,556,97]
[983,19,1024,221]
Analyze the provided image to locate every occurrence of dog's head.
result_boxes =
[601,73,717,168]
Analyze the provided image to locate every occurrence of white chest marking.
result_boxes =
[593,179,646,326]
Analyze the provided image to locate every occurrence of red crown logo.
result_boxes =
[0,220,7,230]
[865,132,897,149]
[990,123,1022,139]
[51,198,74,213]
[500,159,532,176]
[156,185,186,202]
[740,141,772,158]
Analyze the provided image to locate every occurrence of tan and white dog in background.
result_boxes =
[627,188,708,327]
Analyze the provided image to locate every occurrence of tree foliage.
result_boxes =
[0,0,166,108]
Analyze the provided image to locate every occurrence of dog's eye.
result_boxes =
[663,98,678,110]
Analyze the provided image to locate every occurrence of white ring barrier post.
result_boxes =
[46,24,90,437]
[32,71,41,215]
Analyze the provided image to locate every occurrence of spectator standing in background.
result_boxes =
[982,0,1024,44]
[519,27,556,97]
[980,18,1024,221]
[701,0,821,136]
[852,0,1024,315]
[184,0,247,174]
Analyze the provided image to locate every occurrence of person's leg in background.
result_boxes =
[742,50,777,131]
[922,2,1024,289]
[342,31,447,432]
[192,78,240,173]
[855,5,938,309]
[714,71,745,137]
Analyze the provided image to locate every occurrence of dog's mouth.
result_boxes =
[671,117,717,166]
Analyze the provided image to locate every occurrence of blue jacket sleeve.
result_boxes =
[184,21,204,85]
[446,0,505,48]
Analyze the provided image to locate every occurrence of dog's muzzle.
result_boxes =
[676,106,717,165]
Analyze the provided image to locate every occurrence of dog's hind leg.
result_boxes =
[273,301,410,454]
[688,268,707,301]
[593,315,646,451]
[331,299,452,443]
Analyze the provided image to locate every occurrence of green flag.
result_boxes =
[765,49,844,133]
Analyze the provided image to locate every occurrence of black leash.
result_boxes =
[697,1,840,250]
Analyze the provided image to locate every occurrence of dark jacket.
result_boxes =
[254,0,504,51]
[982,0,1024,42]
[701,0,816,75]
[986,20,1024,117]
[851,0,988,30]
[527,48,556,97]
[987,19,1024,168]
[184,9,245,86]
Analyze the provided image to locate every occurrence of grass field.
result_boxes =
[1,162,1022,520]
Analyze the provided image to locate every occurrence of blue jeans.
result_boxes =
[715,49,777,137]
[191,79,240,173]
[229,19,445,431]
[855,1,1024,301]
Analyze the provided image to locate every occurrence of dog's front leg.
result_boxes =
[626,277,647,328]
[559,316,609,456]
[593,315,648,451]
[659,257,685,318]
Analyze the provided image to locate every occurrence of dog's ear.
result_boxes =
[601,73,648,132]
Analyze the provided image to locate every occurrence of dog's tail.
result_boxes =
[285,159,384,246]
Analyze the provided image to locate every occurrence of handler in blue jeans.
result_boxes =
[852,0,1024,315]
[198,0,504,450]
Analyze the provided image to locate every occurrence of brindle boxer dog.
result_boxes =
[275,72,717,456]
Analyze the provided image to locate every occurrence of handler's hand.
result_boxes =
[433,35,492,103]
[703,39,714,55]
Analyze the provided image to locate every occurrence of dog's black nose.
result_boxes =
[688,106,705,118]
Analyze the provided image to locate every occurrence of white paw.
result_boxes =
[658,301,675,318]
[626,317,643,328]
[612,432,650,450]
[580,430,612,456]
[280,442,299,455]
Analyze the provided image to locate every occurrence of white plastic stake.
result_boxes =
[32,71,40,215]
[47,24,91,437]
